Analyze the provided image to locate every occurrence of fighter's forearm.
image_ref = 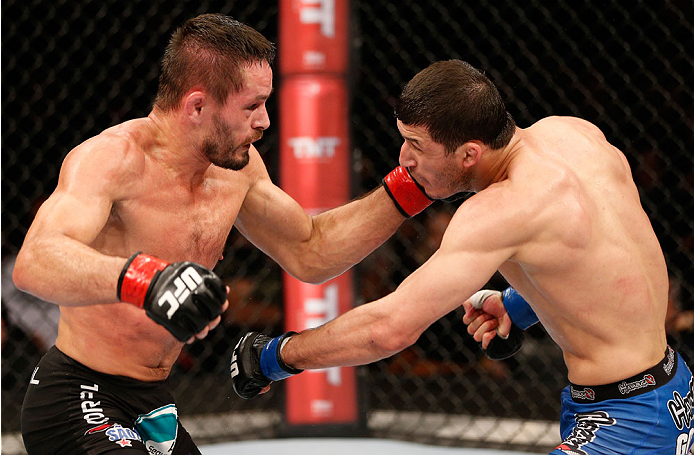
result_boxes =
[13,233,126,306]
[280,299,415,369]
[230,297,417,399]
[299,187,404,283]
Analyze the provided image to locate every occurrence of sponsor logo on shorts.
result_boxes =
[570,387,595,401]
[29,367,40,385]
[555,411,616,455]
[554,446,587,455]
[663,347,675,376]
[104,423,142,448]
[79,383,108,425]
[618,374,656,395]
[135,404,178,455]
[84,423,112,435]
[668,376,694,431]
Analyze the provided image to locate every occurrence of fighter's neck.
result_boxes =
[144,110,212,178]
[472,128,524,192]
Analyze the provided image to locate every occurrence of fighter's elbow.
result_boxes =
[12,248,36,293]
[285,257,341,285]
[286,265,329,285]
[303,269,333,285]
[369,321,419,357]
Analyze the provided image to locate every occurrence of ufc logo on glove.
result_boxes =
[157,267,203,318]
[118,253,226,341]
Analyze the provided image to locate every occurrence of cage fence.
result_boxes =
[2,0,693,453]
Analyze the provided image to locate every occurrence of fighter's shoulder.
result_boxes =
[446,183,533,250]
[533,116,606,139]
[448,163,569,248]
[60,123,146,187]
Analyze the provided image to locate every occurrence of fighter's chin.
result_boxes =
[424,190,447,200]
[424,187,463,201]
[213,151,250,170]
[412,178,438,199]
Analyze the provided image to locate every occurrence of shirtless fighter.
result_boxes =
[231,60,694,454]
[13,14,431,455]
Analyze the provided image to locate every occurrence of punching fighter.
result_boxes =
[231,60,694,454]
[13,14,431,455]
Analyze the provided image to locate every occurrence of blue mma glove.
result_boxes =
[230,331,303,399]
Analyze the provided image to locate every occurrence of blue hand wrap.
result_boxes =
[259,334,296,381]
[502,287,539,330]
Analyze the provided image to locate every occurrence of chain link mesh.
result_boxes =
[2,0,692,453]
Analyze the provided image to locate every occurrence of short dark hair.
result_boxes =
[395,60,515,153]
[154,14,276,111]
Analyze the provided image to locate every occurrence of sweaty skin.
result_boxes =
[280,116,668,387]
[13,62,404,382]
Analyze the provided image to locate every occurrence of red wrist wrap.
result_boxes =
[383,166,433,217]
[118,253,169,307]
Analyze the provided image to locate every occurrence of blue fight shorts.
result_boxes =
[550,346,693,455]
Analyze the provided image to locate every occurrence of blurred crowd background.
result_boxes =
[2,0,693,452]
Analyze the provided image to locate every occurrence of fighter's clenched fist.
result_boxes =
[118,252,227,341]
[230,331,303,399]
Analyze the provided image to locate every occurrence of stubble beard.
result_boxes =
[201,117,262,171]
[424,165,473,200]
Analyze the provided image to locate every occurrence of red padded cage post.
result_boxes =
[279,0,361,434]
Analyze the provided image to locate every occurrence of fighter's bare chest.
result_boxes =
[113,180,243,266]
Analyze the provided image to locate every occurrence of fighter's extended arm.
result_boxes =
[236,149,431,284]
[230,241,498,399]
[230,195,524,397]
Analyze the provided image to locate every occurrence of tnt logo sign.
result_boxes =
[288,137,341,160]
[304,284,339,328]
[299,0,335,37]
[303,284,342,385]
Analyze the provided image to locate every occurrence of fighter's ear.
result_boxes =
[183,91,207,124]
[460,141,483,168]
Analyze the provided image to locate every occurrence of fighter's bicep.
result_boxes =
[26,186,113,247]
[237,176,312,247]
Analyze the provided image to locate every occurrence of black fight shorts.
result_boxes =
[21,346,201,455]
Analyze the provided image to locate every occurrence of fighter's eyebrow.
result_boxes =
[256,87,275,101]
[403,135,422,148]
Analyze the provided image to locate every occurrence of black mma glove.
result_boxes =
[484,324,526,360]
[118,252,226,341]
[469,288,539,360]
[230,331,303,399]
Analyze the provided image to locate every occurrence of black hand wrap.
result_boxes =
[479,324,525,360]
[230,331,303,400]
[137,260,226,341]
